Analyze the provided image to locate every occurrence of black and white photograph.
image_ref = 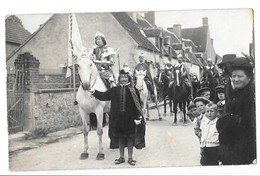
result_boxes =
[1,0,259,175]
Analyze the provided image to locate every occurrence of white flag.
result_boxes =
[66,13,85,78]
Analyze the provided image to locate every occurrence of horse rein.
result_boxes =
[79,70,99,91]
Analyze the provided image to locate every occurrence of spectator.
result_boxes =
[200,103,220,166]
[193,97,211,141]
[214,85,225,116]
[216,57,256,165]
[197,87,211,101]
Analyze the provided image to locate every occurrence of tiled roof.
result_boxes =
[163,29,181,44]
[6,15,54,61]
[185,53,202,66]
[5,20,31,45]
[137,14,156,28]
[111,12,159,52]
[182,26,208,52]
[182,39,198,53]
[142,28,162,37]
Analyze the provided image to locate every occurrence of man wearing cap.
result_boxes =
[217,54,237,113]
[214,85,225,116]
[192,97,211,141]
[197,87,211,101]
[92,31,116,88]
[133,53,155,101]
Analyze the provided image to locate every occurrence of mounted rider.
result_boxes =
[165,60,174,88]
[133,52,155,101]
[173,54,192,88]
[201,58,220,86]
[91,32,116,88]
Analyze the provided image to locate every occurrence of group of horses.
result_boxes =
[154,65,219,124]
[73,50,219,160]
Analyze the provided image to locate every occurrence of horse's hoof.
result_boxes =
[80,152,89,160]
[159,117,162,121]
[96,153,105,160]
[146,118,149,121]
[172,122,177,126]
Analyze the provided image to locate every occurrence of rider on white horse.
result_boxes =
[91,32,116,88]
[133,53,155,102]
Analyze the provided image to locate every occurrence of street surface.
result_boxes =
[9,106,201,171]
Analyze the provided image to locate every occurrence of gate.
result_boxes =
[7,66,24,134]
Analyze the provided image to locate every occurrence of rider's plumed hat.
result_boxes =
[119,69,129,75]
[193,97,211,105]
[95,31,106,45]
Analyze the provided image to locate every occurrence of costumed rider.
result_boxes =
[165,60,174,88]
[91,31,116,88]
[201,58,219,86]
[173,54,192,97]
[133,52,155,101]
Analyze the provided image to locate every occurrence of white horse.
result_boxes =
[135,70,149,120]
[76,52,110,160]
[135,70,162,121]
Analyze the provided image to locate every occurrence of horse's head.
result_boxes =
[76,51,98,91]
[135,70,146,91]
[173,67,183,87]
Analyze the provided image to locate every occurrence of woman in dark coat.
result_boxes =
[216,57,256,165]
[90,69,145,166]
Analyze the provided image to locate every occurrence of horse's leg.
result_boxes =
[169,97,173,116]
[183,101,187,124]
[173,102,177,124]
[164,98,167,116]
[95,106,105,160]
[79,108,89,160]
[145,98,149,121]
[154,97,162,120]
[178,102,183,122]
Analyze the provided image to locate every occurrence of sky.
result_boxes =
[1,0,260,175]
[155,9,253,57]
[16,9,253,58]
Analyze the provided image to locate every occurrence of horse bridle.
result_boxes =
[78,68,99,91]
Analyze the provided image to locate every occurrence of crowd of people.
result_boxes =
[187,54,256,166]
[88,31,256,166]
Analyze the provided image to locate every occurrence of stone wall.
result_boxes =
[11,52,82,136]
[32,89,81,137]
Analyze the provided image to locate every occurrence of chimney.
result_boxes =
[202,17,208,26]
[172,24,182,39]
[144,11,155,26]
[127,12,137,23]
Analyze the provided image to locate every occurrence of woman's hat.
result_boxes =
[197,87,211,96]
[218,54,237,68]
[229,57,254,68]
[215,85,224,93]
[193,97,211,105]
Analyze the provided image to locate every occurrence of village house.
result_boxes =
[6,12,220,135]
